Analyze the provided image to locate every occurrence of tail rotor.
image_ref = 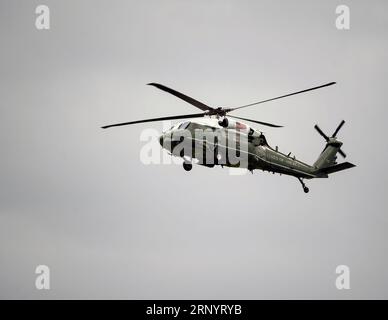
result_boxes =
[314,120,347,158]
[332,119,345,138]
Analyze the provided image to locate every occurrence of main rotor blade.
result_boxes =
[230,82,336,111]
[314,124,329,141]
[101,112,205,129]
[332,120,345,137]
[228,115,283,128]
[148,83,214,112]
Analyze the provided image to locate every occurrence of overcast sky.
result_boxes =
[0,0,387,299]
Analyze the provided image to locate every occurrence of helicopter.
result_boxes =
[102,82,355,193]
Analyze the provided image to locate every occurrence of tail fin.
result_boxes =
[313,140,343,169]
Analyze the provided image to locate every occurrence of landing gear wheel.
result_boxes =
[183,162,192,171]
[297,177,310,194]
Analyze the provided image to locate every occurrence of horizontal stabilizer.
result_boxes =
[319,162,356,175]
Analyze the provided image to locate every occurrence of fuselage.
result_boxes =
[159,118,324,179]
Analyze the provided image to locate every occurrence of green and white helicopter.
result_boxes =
[102,82,355,193]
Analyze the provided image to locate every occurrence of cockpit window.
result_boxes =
[178,121,190,130]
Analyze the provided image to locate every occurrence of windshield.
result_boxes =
[178,121,190,130]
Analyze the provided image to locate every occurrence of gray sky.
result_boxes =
[0,0,387,299]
